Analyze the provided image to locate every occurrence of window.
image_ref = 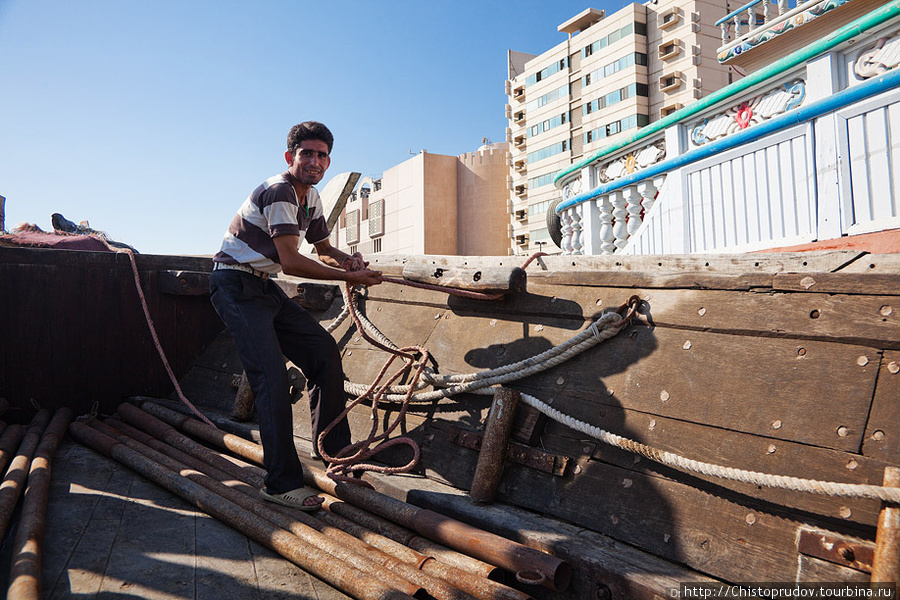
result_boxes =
[345,210,360,245]
[372,238,382,253]
[525,58,569,87]
[368,199,384,237]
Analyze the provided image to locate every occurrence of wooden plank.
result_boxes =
[543,413,886,525]
[497,452,874,584]
[513,325,878,452]
[773,272,900,296]
[363,251,871,276]
[345,285,884,450]
[862,349,900,463]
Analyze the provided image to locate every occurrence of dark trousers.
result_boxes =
[209,269,351,493]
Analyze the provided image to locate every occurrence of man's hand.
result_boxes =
[346,268,383,287]
[340,252,368,272]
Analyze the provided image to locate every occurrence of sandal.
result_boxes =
[259,486,323,512]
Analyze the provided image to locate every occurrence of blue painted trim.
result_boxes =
[556,68,900,214]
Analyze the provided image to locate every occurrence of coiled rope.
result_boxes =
[330,265,900,503]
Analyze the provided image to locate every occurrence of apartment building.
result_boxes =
[330,143,511,257]
[506,1,736,255]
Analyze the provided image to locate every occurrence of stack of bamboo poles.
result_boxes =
[66,400,571,600]
[0,401,73,600]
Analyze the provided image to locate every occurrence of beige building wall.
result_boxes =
[331,143,510,257]
[506,0,736,256]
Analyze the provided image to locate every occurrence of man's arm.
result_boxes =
[314,238,368,272]
[273,235,381,286]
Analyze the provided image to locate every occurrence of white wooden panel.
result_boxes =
[837,88,900,233]
[681,124,815,253]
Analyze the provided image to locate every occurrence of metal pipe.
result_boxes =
[872,466,900,583]
[317,493,501,580]
[314,494,533,600]
[110,413,517,599]
[138,400,265,464]
[7,408,73,600]
[307,466,571,591]
[0,424,26,482]
[68,421,417,600]
[0,410,50,541]
[96,419,480,600]
[470,388,520,504]
[135,400,572,591]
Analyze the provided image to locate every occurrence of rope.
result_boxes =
[112,245,215,428]
[517,391,900,503]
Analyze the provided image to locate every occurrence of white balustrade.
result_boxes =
[560,208,574,255]
[571,204,584,255]
[598,194,616,255]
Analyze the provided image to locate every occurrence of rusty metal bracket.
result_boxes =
[798,526,875,573]
[449,425,569,476]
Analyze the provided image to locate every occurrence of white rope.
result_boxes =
[517,391,900,503]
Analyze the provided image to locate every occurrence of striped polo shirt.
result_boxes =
[214,172,330,274]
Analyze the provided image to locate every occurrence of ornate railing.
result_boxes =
[552,1,900,256]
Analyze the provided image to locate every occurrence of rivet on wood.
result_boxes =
[683,341,692,350]
[606,388,615,396]
[857,356,869,367]
[622,478,633,488]
[610,515,619,525]
[535,324,544,332]
[347,350,352,356]
[596,299,603,306]
[649,419,657,431]
[664,534,672,543]
[745,513,757,525]
[810,309,820,319]
[880,305,893,317]
[767,445,777,454]
[872,430,885,441]
[797,347,806,357]
[839,507,852,519]
[801,276,817,289]
[574,465,582,475]
[846,460,859,470]
[837,426,849,437]
[550,297,557,303]
[698,307,706,316]
[489,319,497,327]
[772,420,783,430]
[660,390,670,402]
[434,314,441,320]
[888,362,899,374]
[556,377,565,385]
[583,445,593,454]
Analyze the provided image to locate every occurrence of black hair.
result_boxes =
[287,121,334,155]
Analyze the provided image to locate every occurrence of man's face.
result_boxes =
[286,139,331,186]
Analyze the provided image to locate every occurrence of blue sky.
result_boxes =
[0,0,612,255]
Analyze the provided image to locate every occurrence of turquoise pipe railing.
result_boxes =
[553,0,900,190]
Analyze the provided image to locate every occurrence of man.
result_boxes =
[210,121,382,510]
